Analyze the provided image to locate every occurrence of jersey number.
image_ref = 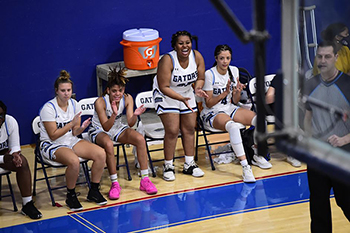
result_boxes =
[221,97,227,105]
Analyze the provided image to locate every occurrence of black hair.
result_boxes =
[321,23,348,41]
[212,44,234,82]
[317,40,337,54]
[171,30,193,49]
[0,100,7,114]
[103,65,129,96]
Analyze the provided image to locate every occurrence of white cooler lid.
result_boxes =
[122,28,159,42]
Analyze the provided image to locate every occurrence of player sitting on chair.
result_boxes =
[88,67,157,200]
[0,100,42,219]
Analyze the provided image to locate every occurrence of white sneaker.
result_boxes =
[163,164,175,181]
[183,160,204,177]
[286,156,301,167]
[251,155,272,169]
[242,165,256,183]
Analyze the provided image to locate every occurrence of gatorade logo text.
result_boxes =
[139,46,157,59]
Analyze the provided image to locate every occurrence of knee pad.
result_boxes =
[225,121,245,157]
[225,121,242,145]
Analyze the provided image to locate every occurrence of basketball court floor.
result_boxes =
[1,135,349,232]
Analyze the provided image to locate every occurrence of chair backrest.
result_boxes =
[32,116,41,135]
[238,67,253,85]
[0,167,11,174]
[135,91,154,109]
[79,97,98,116]
[248,74,276,99]
[248,74,276,123]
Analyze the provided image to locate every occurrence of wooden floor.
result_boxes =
[0,133,349,232]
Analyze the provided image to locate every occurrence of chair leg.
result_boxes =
[116,146,120,171]
[40,162,56,207]
[122,145,132,181]
[32,156,38,196]
[195,129,200,161]
[146,142,156,177]
[6,174,18,212]
[203,132,216,170]
[81,162,91,189]
[0,175,2,201]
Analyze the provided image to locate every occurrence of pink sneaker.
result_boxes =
[140,177,158,195]
[108,182,121,200]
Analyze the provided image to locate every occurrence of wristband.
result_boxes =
[0,155,4,164]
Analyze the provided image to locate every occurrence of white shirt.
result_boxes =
[91,94,126,131]
[153,50,198,94]
[202,65,239,111]
[39,97,80,145]
[0,115,21,161]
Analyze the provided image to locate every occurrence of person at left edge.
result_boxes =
[0,101,42,219]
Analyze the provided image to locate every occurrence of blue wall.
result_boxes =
[303,0,350,63]
[1,0,283,145]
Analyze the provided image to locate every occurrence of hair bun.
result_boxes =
[60,70,70,78]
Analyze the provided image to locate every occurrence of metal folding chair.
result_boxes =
[0,168,18,211]
[78,97,132,181]
[135,91,183,177]
[31,116,91,206]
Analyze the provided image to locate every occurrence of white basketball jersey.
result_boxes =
[39,97,80,144]
[91,94,125,131]
[202,65,239,111]
[0,115,21,154]
[153,50,198,94]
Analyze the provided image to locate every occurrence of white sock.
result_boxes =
[240,159,248,167]
[185,155,194,164]
[141,169,149,179]
[251,115,267,145]
[110,174,118,183]
[22,196,32,206]
[164,160,173,166]
[252,146,258,155]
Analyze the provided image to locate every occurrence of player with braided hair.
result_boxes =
[89,66,157,199]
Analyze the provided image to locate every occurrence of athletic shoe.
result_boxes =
[108,182,121,200]
[183,160,205,177]
[66,193,83,212]
[87,188,107,205]
[286,156,301,167]
[251,155,272,169]
[242,165,256,183]
[21,200,42,219]
[163,164,175,181]
[140,177,158,194]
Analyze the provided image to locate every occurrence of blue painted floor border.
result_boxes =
[1,171,319,233]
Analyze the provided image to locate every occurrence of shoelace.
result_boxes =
[188,161,198,168]
[143,179,151,188]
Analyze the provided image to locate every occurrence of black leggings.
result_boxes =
[307,166,350,233]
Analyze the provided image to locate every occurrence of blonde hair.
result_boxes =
[54,70,73,90]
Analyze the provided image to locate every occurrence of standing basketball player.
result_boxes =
[153,30,208,181]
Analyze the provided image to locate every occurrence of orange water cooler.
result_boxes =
[120,28,162,70]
